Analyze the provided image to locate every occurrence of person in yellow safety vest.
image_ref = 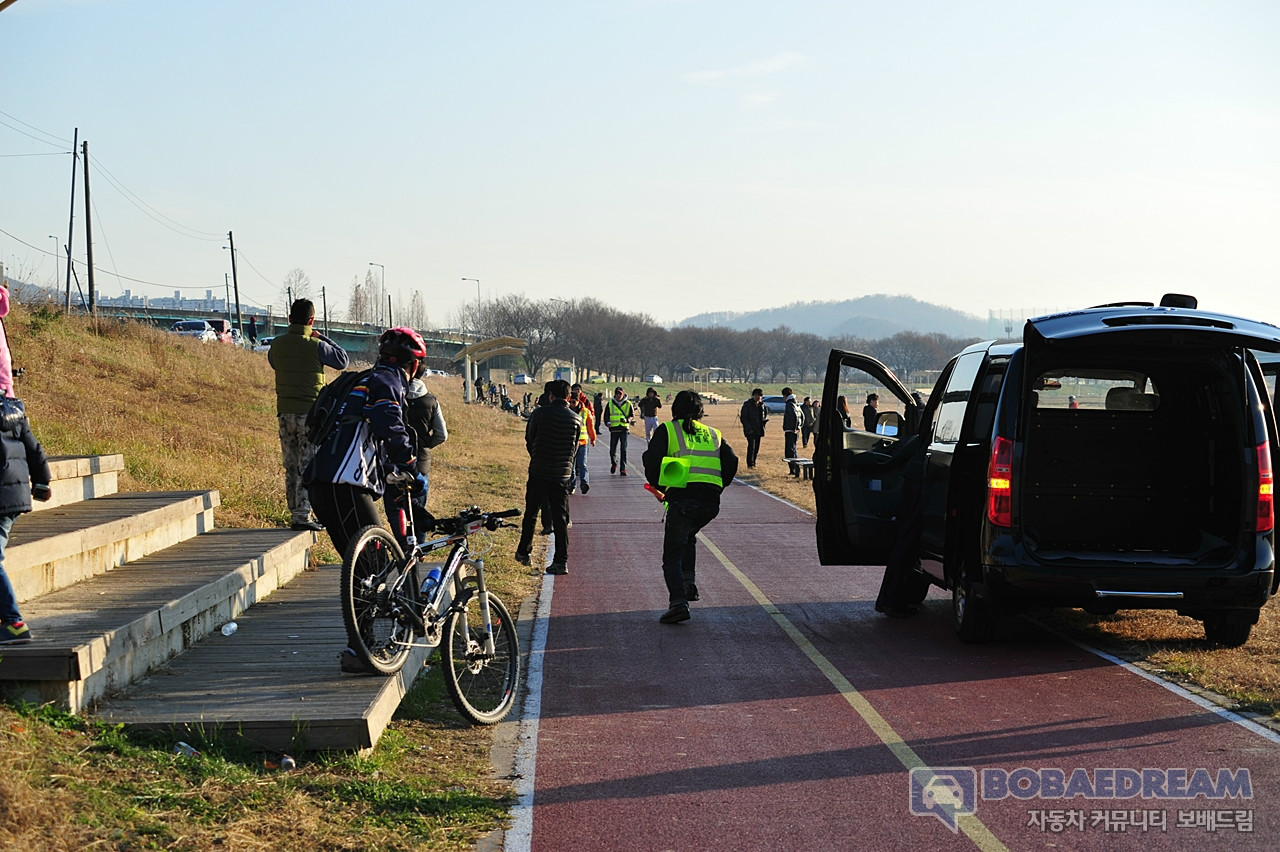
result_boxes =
[605,386,635,475]
[568,384,597,494]
[642,390,739,624]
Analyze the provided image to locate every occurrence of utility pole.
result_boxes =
[322,286,329,335]
[82,140,95,314]
[387,293,393,328]
[225,274,232,324]
[64,128,78,313]
[226,231,243,335]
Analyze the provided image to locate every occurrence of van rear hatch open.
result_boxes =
[1017,304,1280,565]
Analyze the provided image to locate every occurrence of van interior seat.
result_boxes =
[1105,387,1157,411]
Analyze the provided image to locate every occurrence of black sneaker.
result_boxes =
[338,648,374,674]
[539,527,553,535]
[514,551,532,566]
[582,482,590,494]
[611,462,617,474]
[291,520,324,532]
[685,583,700,602]
[659,604,691,624]
[547,563,568,575]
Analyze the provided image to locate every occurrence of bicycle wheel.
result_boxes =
[442,590,521,724]
[341,525,414,675]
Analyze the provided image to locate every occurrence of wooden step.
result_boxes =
[0,528,313,713]
[32,454,125,512]
[7,490,219,603]
[92,563,432,753]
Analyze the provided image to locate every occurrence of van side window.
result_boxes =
[933,352,984,444]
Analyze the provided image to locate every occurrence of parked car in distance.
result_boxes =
[588,376,610,384]
[643,374,664,384]
[253,336,274,354]
[761,395,787,414]
[206,318,234,343]
[171,320,216,343]
[815,294,1280,647]
[513,374,533,385]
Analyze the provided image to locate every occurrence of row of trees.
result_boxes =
[452,295,981,385]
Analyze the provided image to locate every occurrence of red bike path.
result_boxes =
[510,436,1280,851]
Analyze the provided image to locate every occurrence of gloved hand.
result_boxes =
[32,483,52,502]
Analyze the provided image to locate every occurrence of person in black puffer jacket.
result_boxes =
[514,380,581,574]
[0,397,52,645]
[304,328,424,559]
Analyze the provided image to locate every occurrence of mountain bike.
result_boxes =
[340,481,522,725]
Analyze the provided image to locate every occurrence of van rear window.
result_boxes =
[1032,370,1159,411]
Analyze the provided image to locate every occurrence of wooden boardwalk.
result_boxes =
[95,563,433,753]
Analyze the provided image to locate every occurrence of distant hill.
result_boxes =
[677,295,987,339]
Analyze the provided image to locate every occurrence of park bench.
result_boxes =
[784,457,815,480]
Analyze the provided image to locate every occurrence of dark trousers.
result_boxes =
[784,430,799,474]
[518,476,570,565]
[661,498,720,605]
[308,482,381,560]
[801,425,813,448]
[877,469,925,610]
[743,434,762,467]
[609,430,629,471]
[382,484,432,550]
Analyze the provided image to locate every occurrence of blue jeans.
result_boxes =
[572,443,590,491]
[0,514,21,623]
[661,498,719,605]
[609,430,629,471]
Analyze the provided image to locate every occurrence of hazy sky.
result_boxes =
[2,1,1278,328]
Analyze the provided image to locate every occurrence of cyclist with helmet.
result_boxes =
[304,327,428,559]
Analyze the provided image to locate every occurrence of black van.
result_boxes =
[814,296,1280,645]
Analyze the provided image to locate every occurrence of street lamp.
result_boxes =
[462,277,481,328]
[369,262,385,327]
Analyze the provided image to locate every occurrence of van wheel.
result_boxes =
[1202,612,1255,648]
[952,574,992,643]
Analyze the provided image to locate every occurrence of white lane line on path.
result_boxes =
[506,572,555,852]
[699,532,1009,852]
[1029,619,1280,746]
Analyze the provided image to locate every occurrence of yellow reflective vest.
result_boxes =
[660,420,723,489]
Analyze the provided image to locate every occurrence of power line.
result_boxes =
[89,156,225,241]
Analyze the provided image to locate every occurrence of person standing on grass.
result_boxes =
[643,391,738,624]
[863,392,880,432]
[800,396,816,448]
[782,387,802,475]
[605,386,635,475]
[515,380,580,575]
[268,298,349,531]
[380,374,448,549]
[738,388,767,468]
[0,399,52,645]
[638,387,663,441]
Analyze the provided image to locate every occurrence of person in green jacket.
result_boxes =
[268,299,349,531]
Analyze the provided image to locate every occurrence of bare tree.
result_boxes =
[281,268,312,308]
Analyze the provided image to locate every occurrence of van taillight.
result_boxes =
[1256,441,1274,534]
[986,436,1014,528]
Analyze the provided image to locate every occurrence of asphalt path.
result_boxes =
[507,431,1280,851]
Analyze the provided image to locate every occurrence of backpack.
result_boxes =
[305,369,372,444]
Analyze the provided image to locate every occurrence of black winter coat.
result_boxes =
[525,399,581,481]
[0,412,51,516]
